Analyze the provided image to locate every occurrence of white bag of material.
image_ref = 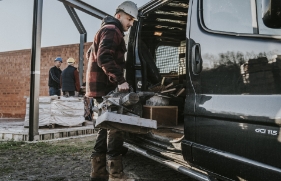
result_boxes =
[24,96,85,127]
[51,109,84,117]
[51,115,85,126]
[25,96,55,104]
[24,113,52,127]
[51,100,84,110]
[25,104,51,114]
[59,97,83,102]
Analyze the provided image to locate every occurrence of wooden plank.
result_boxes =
[143,106,152,119]
[176,88,185,97]
[161,77,166,85]
[161,88,176,93]
[165,82,173,89]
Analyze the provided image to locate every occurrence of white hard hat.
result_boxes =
[67,57,75,64]
[116,1,138,21]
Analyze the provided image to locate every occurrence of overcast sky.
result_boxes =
[0,0,150,52]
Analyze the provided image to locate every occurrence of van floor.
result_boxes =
[151,124,184,141]
[157,123,184,131]
[133,123,184,147]
[126,124,185,162]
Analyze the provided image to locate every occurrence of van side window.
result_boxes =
[202,0,281,36]
[203,0,253,34]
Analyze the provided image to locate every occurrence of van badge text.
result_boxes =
[255,129,278,136]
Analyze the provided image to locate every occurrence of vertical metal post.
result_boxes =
[63,4,87,87]
[29,0,43,141]
[79,33,87,86]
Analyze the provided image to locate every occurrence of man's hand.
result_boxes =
[75,91,79,97]
[118,82,129,92]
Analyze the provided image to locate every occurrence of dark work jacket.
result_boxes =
[85,16,127,98]
[61,65,79,92]
[48,66,62,89]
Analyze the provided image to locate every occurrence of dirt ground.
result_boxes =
[0,135,195,181]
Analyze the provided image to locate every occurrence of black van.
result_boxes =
[121,0,281,180]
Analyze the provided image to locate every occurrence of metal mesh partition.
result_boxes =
[155,44,186,75]
[178,44,186,75]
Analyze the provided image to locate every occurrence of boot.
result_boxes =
[107,155,135,181]
[90,153,108,181]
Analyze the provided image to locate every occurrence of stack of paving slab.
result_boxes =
[24,96,85,127]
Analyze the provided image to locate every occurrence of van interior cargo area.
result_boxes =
[128,0,189,148]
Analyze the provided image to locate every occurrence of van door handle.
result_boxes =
[191,44,203,75]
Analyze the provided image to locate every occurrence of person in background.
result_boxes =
[85,1,138,181]
[61,57,80,97]
[48,57,62,96]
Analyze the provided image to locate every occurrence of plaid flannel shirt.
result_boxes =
[85,16,126,98]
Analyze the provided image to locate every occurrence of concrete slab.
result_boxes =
[0,119,95,141]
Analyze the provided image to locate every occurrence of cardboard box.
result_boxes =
[143,106,178,126]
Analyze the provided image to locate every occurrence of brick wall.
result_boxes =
[0,42,92,118]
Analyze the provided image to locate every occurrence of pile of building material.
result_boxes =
[146,77,185,106]
[144,77,184,126]
[24,96,85,128]
[148,77,185,97]
[24,96,53,127]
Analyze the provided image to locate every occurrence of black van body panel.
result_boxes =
[183,0,281,180]
[191,143,281,181]
[125,0,281,180]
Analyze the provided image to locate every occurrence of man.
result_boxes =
[61,57,80,97]
[85,1,138,181]
[48,57,62,96]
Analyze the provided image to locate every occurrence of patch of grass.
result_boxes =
[0,166,13,174]
[0,140,94,155]
[44,144,82,154]
[48,177,67,181]
[0,141,25,150]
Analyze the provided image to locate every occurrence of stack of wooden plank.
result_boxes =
[148,77,185,97]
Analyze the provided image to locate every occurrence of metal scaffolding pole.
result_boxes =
[59,0,109,20]
[29,0,43,141]
[79,33,87,86]
[64,4,87,86]
[61,0,110,85]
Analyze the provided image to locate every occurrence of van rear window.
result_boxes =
[202,0,281,36]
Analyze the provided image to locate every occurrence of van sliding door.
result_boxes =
[187,0,281,180]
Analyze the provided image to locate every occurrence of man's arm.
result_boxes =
[97,28,126,85]
[50,68,60,84]
[74,69,80,92]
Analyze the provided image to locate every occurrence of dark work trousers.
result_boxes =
[49,87,61,96]
[92,97,124,157]
[84,97,93,121]
[93,128,124,157]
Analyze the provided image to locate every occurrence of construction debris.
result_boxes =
[148,77,185,97]
[161,88,176,93]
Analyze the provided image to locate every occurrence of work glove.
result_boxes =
[118,82,129,92]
